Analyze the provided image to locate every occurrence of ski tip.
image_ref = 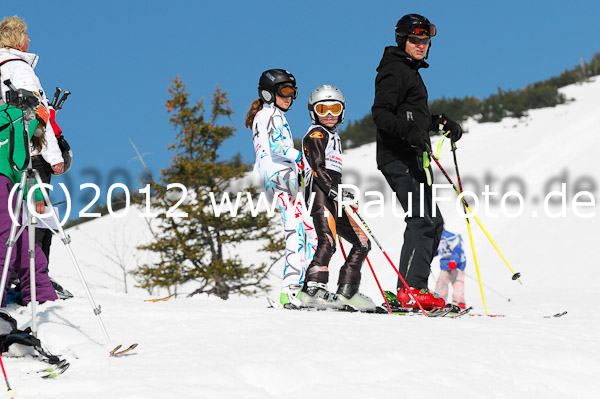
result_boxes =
[144,293,176,302]
[266,296,282,309]
[42,362,70,379]
[110,343,139,357]
[44,359,67,372]
[545,311,568,318]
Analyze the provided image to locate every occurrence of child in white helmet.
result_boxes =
[300,85,376,311]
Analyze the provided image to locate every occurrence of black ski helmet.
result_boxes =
[258,69,297,105]
[395,14,437,58]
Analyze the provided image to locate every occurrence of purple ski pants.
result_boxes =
[0,175,57,306]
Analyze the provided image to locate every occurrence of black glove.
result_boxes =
[328,185,339,200]
[431,114,463,142]
[404,123,430,152]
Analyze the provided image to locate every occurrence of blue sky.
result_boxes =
[5,0,600,218]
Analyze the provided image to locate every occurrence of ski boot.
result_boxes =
[299,282,348,310]
[397,286,445,310]
[336,283,379,312]
[280,284,302,309]
[50,277,74,300]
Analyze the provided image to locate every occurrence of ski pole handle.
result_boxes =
[55,90,71,110]
[50,87,62,108]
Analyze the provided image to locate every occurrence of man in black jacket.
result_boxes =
[372,14,463,310]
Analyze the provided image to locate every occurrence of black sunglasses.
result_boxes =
[407,36,431,45]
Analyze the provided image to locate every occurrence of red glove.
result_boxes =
[49,108,63,138]
[35,105,49,125]
[448,261,457,270]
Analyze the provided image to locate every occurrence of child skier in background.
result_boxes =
[300,85,375,311]
[434,229,466,309]
[245,69,316,308]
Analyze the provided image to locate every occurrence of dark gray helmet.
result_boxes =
[258,69,297,104]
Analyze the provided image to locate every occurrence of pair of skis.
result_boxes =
[266,296,360,312]
[36,359,71,379]
[390,305,472,318]
[30,343,138,380]
[30,360,70,379]
[269,293,566,319]
[382,291,472,318]
[467,311,568,318]
[110,343,139,357]
[267,295,470,317]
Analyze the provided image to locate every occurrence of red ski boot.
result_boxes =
[397,287,446,310]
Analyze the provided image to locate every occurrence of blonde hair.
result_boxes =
[0,16,28,50]
[244,99,263,130]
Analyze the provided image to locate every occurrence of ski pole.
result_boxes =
[463,272,512,302]
[49,87,62,108]
[449,142,488,314]
[0,353,15,399]
[343,205,428,316]
[429,150,522,283]
[55,90,71,110]
[337,235,392,314]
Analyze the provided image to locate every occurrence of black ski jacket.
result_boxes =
[372,46,432,168]
[302,125,342,200]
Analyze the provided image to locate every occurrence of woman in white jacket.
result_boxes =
[0,15,61,305]
[0,16,65,209]
[245,69,315,308]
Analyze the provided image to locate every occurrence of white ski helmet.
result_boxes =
[308,85,346,126]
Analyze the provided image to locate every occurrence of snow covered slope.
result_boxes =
[3,78,599,399]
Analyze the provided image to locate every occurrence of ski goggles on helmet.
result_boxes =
[314,101,343,117]
[411,24,436,37]
[407,36,431,45]
[276,84,297,99]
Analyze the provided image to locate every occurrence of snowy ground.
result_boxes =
[3,78,600,398]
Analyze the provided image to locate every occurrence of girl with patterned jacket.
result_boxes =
[245,69,316,308]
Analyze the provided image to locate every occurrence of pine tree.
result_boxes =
[134,76,283,299]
